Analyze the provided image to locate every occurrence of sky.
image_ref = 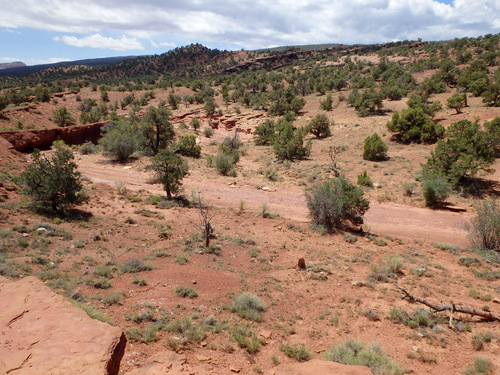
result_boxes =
[0,0,498,66]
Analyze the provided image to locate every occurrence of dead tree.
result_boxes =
[328,146,341,177]
[394,284,500,324]
[196,193,214,247]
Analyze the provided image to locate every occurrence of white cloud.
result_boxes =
[54,34,144,51]
[0,57,21,63]
[0,1,498,50]
[26,57,71,65]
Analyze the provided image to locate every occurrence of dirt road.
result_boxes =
[77,154,471,248]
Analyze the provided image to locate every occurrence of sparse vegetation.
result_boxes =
[229,292,267,322]
[175,285,198,298]
[324,339,402,375]
[280,343,311,362]
[467,199,500,252]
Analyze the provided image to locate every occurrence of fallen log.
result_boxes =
[394,283,500,322]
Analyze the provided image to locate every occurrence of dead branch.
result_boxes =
[393,283,500,322]
[196,193,214,247]
[328,146,341,177]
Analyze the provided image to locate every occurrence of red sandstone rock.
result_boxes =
[0,276,126,375]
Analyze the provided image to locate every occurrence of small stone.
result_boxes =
[230,368,241,373]
[195,354,211,362]
[413,345,419,352]
[259,330,272,339]
[37,227,48,233]
[193,280,197,285]
[261,186,270,191]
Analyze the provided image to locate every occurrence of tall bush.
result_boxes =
[363,133,388,161]
[20,149,88,212]
[306,177,369,232]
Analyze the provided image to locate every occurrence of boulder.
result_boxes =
[268,359,373,375]
[0,276,126,375]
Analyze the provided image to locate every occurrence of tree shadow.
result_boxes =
[97,156,140,165]
[460,178,500,199]
[429,203,467,213]
[34,208,93,222]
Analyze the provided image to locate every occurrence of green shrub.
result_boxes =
[308,113,331,138]
[203,127,214,138]
[230,292,267,322]
[99,121,138,162]
[190,118,201,131]
[232,324,262,354]
[254,120,276,145]
[363,133,388,161]
[122,259,153,273]
[472,332,497,351]
[423,119,498,187]
[463,358,493,375]
[147,149,188,199]
[102,292,124,306]
[447,93,466,114]
[175,285,198,298]
[174,135,201,158]
[70,300,114,325]
[422,175,451,206]
[306,177,369,232]
[357,170,373,187]
[387,107,444,143]
[280,343,311,362]
[93,266,113,278]
[273,120,311,160]
[19,149,89,213]
[138,106,175,155]
[51,106,76,127]
[402,182,417,197]
[127,323,160,343]
[348,88,384,117]
[166,316,206,344]
[78,141,98,155]
[215,153,237,176]
[324,339,402,375]
[320,94,333,111]
[466,199,500,252]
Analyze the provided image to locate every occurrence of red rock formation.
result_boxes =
[0,121,107,152]
[0,276,126,375]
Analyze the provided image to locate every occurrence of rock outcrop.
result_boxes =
[0,276,126,375]
[0,121,106,152]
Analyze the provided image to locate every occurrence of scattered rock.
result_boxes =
[268,359,372,375]
[259,330,272,339]
[195,354,211,362]
[297,258,306,270]
[125,352,190,375]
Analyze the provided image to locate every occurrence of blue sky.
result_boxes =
[0,0,498,66]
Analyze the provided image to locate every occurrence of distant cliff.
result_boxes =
[0,61,26,70]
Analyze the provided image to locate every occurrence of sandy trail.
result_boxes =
[78,155,471,248]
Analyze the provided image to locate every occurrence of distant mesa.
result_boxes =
[0,61,26,70]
